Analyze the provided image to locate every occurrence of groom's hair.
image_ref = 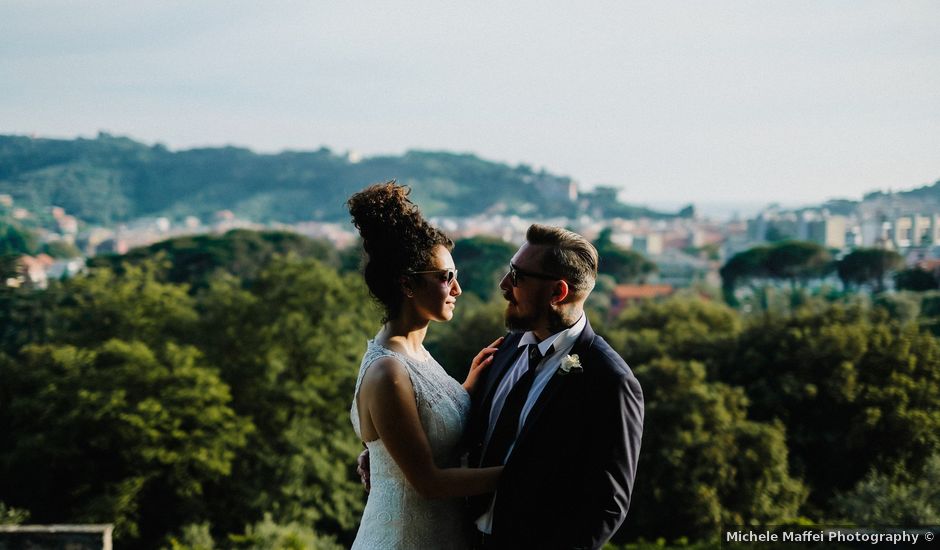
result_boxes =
[526,224,597,297]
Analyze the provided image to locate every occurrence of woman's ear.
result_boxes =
[400,275,415,298]
[551,279,570,305]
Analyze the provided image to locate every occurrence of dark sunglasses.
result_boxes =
[409,268,459,285]
[507,263,559,287]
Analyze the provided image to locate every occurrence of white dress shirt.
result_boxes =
[476,313,587,534]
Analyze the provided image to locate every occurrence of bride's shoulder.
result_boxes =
[360,355,413,391]
[359,355,420,414]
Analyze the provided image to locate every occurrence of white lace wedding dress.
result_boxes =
[350,340,473,550]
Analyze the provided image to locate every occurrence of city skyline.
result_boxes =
[2,1,938,204]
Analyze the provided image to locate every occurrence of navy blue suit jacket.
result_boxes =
[466,319,644,550]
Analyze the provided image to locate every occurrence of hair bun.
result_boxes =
[347,181,425,258]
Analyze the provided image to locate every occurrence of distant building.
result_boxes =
[747,210,799,242]
[890,214,939,248]
[893,216,913,247]
[915,258,940,277]
[57,215,79,235]
[14,254,56,289]
[292,221,357,249]
[609,284,674,318]
[845,225,861,248]
[47,258,86,280]
[95,238,129,255]
[80,227,116,256]
[632,234,663,256]
[610,231,634,249]
[859,219,890,248]
[654,250,718,287]
[532,175,577,203]
[591,186,619,204]
[912,214,940,246]
[806,215,846,248]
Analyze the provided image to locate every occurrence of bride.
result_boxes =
[347,182,503,549]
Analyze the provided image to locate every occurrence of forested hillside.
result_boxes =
[0,133,670,225]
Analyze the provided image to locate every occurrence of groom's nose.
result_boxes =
[498,272,511,292]
[450,278,462,296]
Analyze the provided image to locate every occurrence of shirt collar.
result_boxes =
[517,313,586,358]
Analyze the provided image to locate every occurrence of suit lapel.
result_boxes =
[478,332,525,424]
[510,320,597,457]
[469,333,525,466]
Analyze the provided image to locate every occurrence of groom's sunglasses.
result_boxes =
[507,263,560,287]
[409,268,459,285]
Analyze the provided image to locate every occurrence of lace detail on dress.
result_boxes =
[350,340,472,550]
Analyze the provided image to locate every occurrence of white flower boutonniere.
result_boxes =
[558,354,583,376]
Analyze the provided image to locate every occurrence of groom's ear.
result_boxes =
[551,279,569,305]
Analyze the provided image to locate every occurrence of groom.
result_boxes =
[464,224,644,549]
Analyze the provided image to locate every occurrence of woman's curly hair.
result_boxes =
[347,181,453,322]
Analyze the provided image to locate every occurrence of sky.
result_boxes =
[2,1,938,207]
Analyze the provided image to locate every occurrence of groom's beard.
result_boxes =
[504,300,566,334]
[504,309,539,332]
[503,293,538,332]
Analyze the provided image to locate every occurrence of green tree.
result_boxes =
[831,453,940,525]
[720,246,770,304]
[604,296,741,372]
[227,514,344,550]
[450,236,517,300]
[0,340,250,545]
[873,292,921,323]
[164,522,215,550]
[894,267,938,292]
[49,261,198,348]
[0,502,30,525]
[41,239,82,258]
[0,254,19,281]
[720,303,940,510]
[764,241,832,287]
[836,248,904,292]
[625,358,805,540]
[0,273,59,354]
[0,220,37,256]
[721,242,833,305]
[598,297,805,540]
[195,256,378,542]
[89,230,339,292]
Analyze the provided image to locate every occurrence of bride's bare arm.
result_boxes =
[360,356,502,499]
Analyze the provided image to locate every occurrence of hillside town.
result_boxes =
[5,177,940,293]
